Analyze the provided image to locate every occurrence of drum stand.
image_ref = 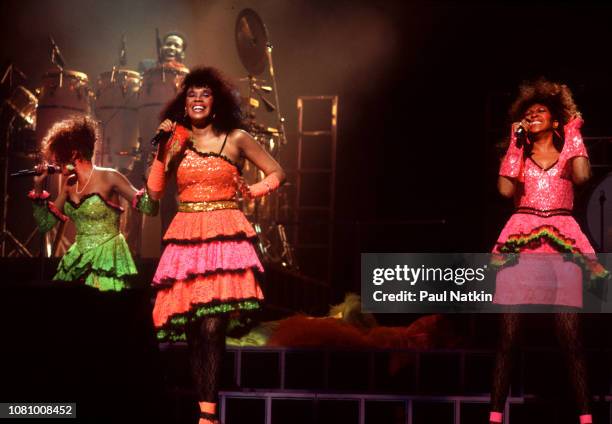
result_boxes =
[599,189,607,251]
[0,112,32,257]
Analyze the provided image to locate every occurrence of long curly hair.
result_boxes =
[509,78,580,125]
[160,66,245,133]
[42,116,98,164]
[509,78,580,153]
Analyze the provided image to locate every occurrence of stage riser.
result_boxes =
[163,396,612,424]
[160,347,612,397]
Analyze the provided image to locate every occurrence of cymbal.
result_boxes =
[235,8,269,76]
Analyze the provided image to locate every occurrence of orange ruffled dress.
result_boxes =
[152,145,264,341]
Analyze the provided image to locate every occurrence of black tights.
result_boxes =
[186,316,228,403]
[490,313,590,415]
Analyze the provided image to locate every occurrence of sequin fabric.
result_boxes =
[177,149,239,202]
[31,193,137,291]
[493,118,608,306]
[153,150,263,341]
[65,194,122,251]
[516,158,574,212]
[163,209,257,242]
[177,200,238,213]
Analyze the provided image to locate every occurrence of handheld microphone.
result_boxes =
[151,129,172,147]
[514,124,528,147]
[11,164,61,178]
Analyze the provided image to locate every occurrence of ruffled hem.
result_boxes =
[156,298,261,342]
[153,269,264,328]
[29,190,68,223]
[153,240,264,284]
[54,233,138,284]
[54,273,131,292]
[163,209,256,242]
[493,224,609,281]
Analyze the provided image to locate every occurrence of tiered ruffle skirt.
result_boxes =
[152,209,264,341]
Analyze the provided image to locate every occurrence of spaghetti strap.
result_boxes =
[218,134,229,155]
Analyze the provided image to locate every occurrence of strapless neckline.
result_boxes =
[66,192,124,213]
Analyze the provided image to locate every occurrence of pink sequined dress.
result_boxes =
[493,118,608,307]
[152,141,264,341]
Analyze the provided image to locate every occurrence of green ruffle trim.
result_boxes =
[53,233,137,292]
[134,189,159,216]
[156,299,261,342]
[32,201,60,233]
[494,225,610,281]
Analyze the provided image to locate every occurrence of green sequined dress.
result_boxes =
[32,192,137,291]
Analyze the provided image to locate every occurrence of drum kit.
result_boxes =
[235,8,296,268]
[0,9,298,266]
[0,34,189,257]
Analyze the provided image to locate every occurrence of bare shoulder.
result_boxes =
[227,129,254,147]
[96,167,123,181]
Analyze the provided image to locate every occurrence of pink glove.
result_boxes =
[147,159,166,193]
[562,116,588,160]
[148,124,191,194]
[156,124,191,164]
[246,174,281,198]
[499,126,524,179]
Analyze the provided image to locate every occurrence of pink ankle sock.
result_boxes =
[579,414,593,424]
[490,411,503,423]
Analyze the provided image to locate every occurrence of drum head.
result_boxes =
[586,172,612,252]
[43,69,89,83]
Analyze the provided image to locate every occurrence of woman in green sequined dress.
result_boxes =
[30,116,158,291]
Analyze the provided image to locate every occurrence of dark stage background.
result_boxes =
[2,2,612,423]
[1,0,611,299]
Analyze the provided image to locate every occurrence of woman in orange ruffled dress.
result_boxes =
[146,67,285,424]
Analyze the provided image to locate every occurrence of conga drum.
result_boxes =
[137,63,188,162]
[95,69,142,255]
[586,172,612,252]
[36,69,91,145]
[35,69,92,256]
[94,69,141,172]
[137,64,188,258]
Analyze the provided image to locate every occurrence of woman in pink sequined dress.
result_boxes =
[146,67,285,424]
[488,79,608,424]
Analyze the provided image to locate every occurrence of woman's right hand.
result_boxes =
[33,163,49,187]
[511,119,530,135]
[157,119,176,133]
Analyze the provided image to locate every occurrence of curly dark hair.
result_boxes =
[509,78,580,125]
[160,67,245,133]
[42,116,98,164]
[509,78,580,153]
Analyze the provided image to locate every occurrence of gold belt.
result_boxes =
[178,200,239,213]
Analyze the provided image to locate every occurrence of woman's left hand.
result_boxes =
[234,174,252,199]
